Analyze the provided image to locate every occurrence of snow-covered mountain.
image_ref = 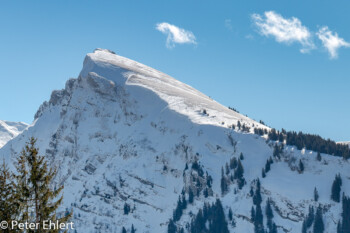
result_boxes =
[0,120,28,148]
[1,49,349,233]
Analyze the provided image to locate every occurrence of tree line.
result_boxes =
[254,128,350,159]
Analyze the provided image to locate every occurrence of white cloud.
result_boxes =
[245,34,254,40]
[156,22,196,48]
[317,26,350,59]
[225,19,233,31]
[252,11,314,53]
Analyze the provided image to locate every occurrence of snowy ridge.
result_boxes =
[0,120,28,148]
[81,49,266,129]
[0,49,349,233]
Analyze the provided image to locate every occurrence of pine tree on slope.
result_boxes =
[341,195,350,233]
[313,206,324,233]
[131,224,136,233]
[331,174,342,202]
[167,219,177,233]
[299,159,304,173]
[254,203,264,233]
[15,137,71,232]
[265,198,274,230]
[0,160,19,232]
[314,187,319,202]
[316,152,322,161]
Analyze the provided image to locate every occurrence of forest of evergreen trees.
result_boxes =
[168,199,230,233]
[248,179,278,233]
[189,199,229,233]
[253,127,350,159]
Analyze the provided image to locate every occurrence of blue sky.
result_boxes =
[0,0,349,141]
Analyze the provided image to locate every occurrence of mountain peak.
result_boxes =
[82,48,173,82]
[80,49,265,130]
[1,50,350,233]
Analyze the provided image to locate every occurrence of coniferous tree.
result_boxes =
[278,132,284,142]
[209,199,229,233]
[302,205,315,233]
[230,157,237,170]
[204,188,209,198]
[173,196,184,222]
[221,167,228,195]
[167,219,177,233]
[231,218,236,228]
[250,186,254,197]
[225,163,230,175]
[302,219,307,233]
[273,144,281,159]
[331,174,342,202]
[234,159,245,189]
[190,199,229,233]
[341,195,350,233]
[240,152,244,160]
[270,223,277,233]
[0,160,19,232]
[313,206,324,233]
[15,147,31,224]
[206,174,213,188]
[234,160,244,179]
[266,198,274,232]
[314,187,319,202]
[251,206,256,222]
[230,174,234,182]
[15,137,71,232]
[253,179,262,206]
[265,159,271,173]
[265,198,273,219]
[305,206,315,229]
[254,203,264,233]
[299,159,304,173]
[256,178,261,191]
[228,208,233,221]
[131,224,136,233]
[189,189,194,204]
[337,220,342,233]
[122,227,127,233]
[268,129,278,141]
[124,203,131,215]
[316,152,322,161]
[181,194,187,209]
[269,157,274,166]
[262,168,266,178]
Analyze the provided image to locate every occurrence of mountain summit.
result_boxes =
[1,49,349,233]
[80,48,263,128]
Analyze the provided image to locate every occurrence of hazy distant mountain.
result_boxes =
[0,120,28,148]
